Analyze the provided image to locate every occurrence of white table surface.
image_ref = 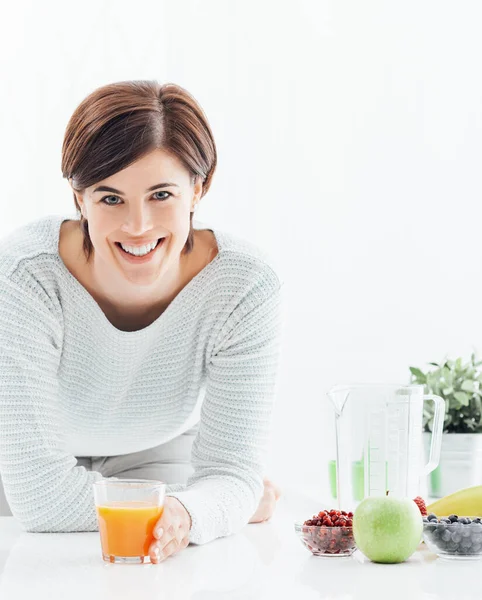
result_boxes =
[0,488,478,600]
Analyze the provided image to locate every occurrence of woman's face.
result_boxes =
[72,148,202,288]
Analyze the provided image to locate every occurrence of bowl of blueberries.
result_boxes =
[423,513,482,560]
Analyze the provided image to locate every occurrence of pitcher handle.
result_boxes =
[423,394,445,475]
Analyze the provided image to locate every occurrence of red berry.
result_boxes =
[413,496,428,517]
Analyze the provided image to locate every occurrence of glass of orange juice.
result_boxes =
[93,478,165,564]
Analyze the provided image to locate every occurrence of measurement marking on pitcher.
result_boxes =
[367,409,386,496]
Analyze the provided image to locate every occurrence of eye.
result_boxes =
[153,191,171,201]
[100,195,121,206]
[100,191,172,205]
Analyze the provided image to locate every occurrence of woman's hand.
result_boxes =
[149,476,281,562]
[149,496,192,563]
[248,476,282,524]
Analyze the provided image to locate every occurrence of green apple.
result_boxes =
[353,494,422,563]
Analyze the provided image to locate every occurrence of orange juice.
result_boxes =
[96,501,164,558]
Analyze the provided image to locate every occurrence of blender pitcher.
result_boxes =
[327,384,445,511]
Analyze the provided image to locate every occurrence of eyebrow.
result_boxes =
[92,183,180,194]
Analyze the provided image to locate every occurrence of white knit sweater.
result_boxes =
[0,214,283,544]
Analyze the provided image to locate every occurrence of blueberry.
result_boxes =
[470,537,482,548]
[440,518,451,524]
[423,517,429,523]
[427,513,438,521]
[436,522,447,533]
[449,514,459,522]
[441,530,452,542]
[451,531,462,543]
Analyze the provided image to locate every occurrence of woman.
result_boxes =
[0,80,283,563]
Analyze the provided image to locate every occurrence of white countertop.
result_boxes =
[0,489,479,600]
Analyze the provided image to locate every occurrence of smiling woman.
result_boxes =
[0,80,284,563]
[63,80,216,264]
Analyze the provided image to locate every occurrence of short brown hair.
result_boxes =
[61,80,217,262]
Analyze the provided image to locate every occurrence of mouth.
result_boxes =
[115,237,166,263]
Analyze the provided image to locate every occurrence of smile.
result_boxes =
[115,238,165,263]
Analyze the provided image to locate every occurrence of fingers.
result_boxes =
[153,521,179,541]
[272,482,282,500]
[264,489,278,521]
[149,496,192,561]
[249,485,279,524]
[150,534,189,563]
[150,518,189,563]
[263,477,282,500]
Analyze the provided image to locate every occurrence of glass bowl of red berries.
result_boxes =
[294,509,356,557]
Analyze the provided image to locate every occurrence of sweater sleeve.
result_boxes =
[0,274,183,532]
[165,275,284,545]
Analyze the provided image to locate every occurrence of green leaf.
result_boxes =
[450,399,461,412]
[454,391,470,406]
[409,367,426,382]
[411,353,482,432]
[461,380,476,393]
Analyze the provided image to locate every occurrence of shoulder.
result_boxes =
[0,214,62,280]
[205,222,284,294]
[0,214,65,320]
[198,223,285,329]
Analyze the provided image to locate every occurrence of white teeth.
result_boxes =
[120,239,159,256]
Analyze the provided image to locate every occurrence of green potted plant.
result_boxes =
[409,353,482,497]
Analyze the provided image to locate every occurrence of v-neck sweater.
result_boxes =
[0,214,283,544]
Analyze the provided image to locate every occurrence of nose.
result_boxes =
[120,205,154,237]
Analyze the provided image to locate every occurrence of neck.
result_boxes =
[89,253,187,316]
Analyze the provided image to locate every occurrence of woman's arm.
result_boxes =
[166,273,284,545]
[0,274,184,532]
[0,274,104,531]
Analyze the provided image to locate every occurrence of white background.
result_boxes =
[1,0,482,499]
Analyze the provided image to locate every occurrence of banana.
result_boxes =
[427,485,482,517]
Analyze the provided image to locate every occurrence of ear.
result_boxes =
[69,179,85,217]
[191,176,203,212]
